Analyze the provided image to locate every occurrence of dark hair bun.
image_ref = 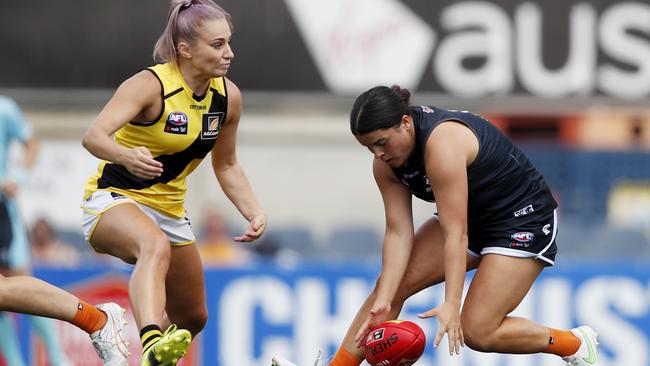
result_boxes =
[391,85,411,106]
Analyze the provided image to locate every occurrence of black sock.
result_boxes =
[140,324,162,354]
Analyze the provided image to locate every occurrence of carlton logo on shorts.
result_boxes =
[164,112,188,135]
[201,112,225,140]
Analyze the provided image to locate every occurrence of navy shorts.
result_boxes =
[468,209,558,266]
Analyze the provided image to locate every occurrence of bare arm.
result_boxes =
[354,158,414,345]
[211,78,265,242]
[22,135,37,169]
[374,159,416,307]
[0,135,38,198]
[81,70,163,179]
[418,121,478,355]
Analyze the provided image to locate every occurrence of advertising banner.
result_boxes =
[10,260,649,366]
[2,0,649,100]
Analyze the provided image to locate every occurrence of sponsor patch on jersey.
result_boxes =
[164,112,188,135]
[511,232,534,242]
[513,204,534,217]
[420,106,434,113]
[201,112,225,140]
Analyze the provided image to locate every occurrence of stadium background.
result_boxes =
[1,0,650,365]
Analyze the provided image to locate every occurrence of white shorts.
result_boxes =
[81,190,195,247]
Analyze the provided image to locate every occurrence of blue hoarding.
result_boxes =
[25,259,650,366]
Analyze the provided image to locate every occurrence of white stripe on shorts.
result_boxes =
[479,209,557,266]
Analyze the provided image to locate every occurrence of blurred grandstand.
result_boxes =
[5,95,650,264]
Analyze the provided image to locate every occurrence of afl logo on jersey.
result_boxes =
[164,112,188,135]
[201,112,225,140]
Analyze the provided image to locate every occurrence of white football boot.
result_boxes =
[90,303,130,366]
[562,326,599,366]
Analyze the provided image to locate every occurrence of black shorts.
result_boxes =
[0,199,13,267]
[468,209,558,266]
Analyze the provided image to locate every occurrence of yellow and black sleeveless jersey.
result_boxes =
[84,63,228,218]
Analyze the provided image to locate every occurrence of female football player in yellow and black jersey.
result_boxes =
[81,1,266,364]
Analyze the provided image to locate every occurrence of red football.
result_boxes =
[364,320,426,366]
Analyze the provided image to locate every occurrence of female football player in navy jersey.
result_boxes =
[324,85,599,366]
[81,0,266,364]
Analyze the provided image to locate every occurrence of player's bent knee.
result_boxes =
[463,330,493,352]
[139,234,171,263]
[179,307,208,336]
[461,321,497,352]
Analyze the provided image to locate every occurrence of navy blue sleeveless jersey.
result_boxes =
[392,106,557,235]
